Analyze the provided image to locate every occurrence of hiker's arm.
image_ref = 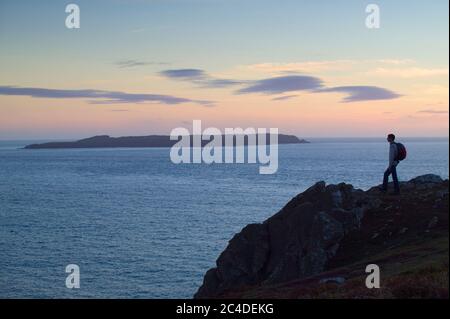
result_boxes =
[389,144,396,167]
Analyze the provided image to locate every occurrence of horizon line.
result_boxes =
[1,135,449,142]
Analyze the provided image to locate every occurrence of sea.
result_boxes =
[0,137,448,298]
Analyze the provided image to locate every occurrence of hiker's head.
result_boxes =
[387,134,396,143]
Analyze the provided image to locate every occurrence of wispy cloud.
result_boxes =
[235,76,401,103]
[369,67,449,78]
[0,86,213,106]
[243,61,356,73]
[249,59,447,79]
[317,86,402,103]
[160,67,402,103]
[160,68,243,88]
[242,59,416,73]
[271,95,298,101]
[376,59,415,65]
[417,109,449,114]
[236,75,324,94]
[116,59,170,68]
[160,68,206,80]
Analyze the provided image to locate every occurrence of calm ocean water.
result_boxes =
[0,138,448,298]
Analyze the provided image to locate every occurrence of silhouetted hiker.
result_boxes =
[380,133,405,195]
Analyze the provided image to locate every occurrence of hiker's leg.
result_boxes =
[382,168,391,190]
[391,165,400,193]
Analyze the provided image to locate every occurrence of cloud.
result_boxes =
[198,78,243,88]
[242,59,416,73]
[376,59,415,65]
[317,86,402,102]
[370,67,449,78]
[236,75,324,94]
[160,67,402,103]
[271,95,298,101]
[160,68,206,79]
[249,60,447,79]
[235,76,401,102]
[417,109,449,114]
[0,86,213,106]
[116,59,169,68]
[243,61,356,73]
[160,68,243,88]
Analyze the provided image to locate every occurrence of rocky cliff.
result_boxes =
[195,174,449,299]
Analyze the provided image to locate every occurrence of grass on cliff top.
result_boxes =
[227,235,448,299]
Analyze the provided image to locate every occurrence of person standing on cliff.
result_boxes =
[380,133,401,195]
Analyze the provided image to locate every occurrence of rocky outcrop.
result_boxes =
[194,174,448,299]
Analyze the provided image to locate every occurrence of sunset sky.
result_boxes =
[0,0,448,139]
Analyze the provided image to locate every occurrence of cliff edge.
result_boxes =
[195,174,449,299]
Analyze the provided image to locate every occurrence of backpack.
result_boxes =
[395,142,407,161]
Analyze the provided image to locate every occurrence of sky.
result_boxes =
[0,0,448,139]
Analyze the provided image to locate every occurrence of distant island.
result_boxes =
[24,134,309,149]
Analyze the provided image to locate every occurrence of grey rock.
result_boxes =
[194,182,371,298]
[410,174,443,184]
[194,175,447,299]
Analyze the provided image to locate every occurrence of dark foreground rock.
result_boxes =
[195,174,449,299]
